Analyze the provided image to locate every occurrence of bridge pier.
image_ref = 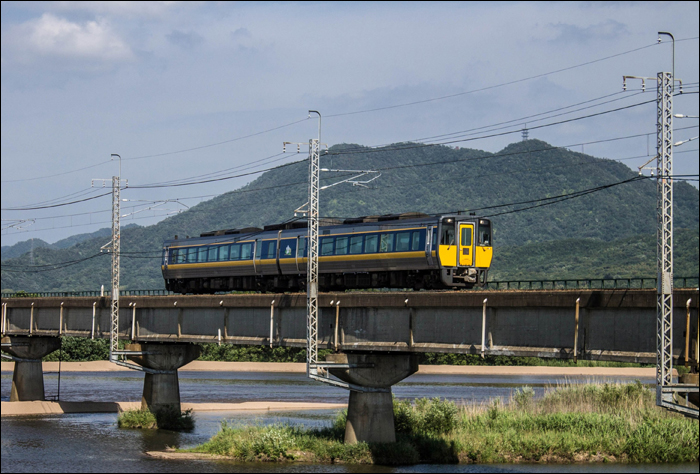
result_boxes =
[125,343,200,412]
[327,352,419,444]
[1,336,61,401]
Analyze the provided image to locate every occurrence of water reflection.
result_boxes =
[3,369,695,473]
[1,370,657,405]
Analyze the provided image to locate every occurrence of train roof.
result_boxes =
[164,212,489,247]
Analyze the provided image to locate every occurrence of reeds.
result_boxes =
[186,381,699,464]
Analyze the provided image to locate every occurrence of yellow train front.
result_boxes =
[161,213,493,294]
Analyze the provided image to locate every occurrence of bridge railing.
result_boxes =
[484,276,699,291]
[1,277,698,298]
[0,289,174,298]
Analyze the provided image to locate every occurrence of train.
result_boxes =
[161,212,493,294]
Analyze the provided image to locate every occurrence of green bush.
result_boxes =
[393,397,458,435]
[117,407,194,431]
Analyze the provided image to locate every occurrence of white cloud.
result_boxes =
[4,13,132,63]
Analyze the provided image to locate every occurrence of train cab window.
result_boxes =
[219,245,229,261]
[461,227,472,246]
[441,227,455,246]
[335,237,349,255]
[365,234,378,253]
[411,231,422,251]
[297,237,307,258]
[396,232,411,252]
[349,235,363,254]
[478,220,491,246]
[187,247,197,263]
[321,237,334,256]
[380,233,394,253]
[240,243,252,260]
[208,247,219,262]
[280,239,296,258]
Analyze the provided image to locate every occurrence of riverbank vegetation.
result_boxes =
[118,407,194,431]
[185,381,698,465]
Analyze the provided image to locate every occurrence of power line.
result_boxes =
[1,191,113,212]
[406,90,644,145]
[325,94,700,159]
[0,160,113,184]
[122,117,310,161]
[0,117,311,184]
[325,41,670,118]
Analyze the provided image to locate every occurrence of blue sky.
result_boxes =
[1,1,698,246]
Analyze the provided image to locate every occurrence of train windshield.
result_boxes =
[478,220,491,246]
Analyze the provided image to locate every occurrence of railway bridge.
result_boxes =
[2,288,698,442]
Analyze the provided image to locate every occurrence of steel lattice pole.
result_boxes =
[656,71,674,404]
[110,176,121,361]
[307,138,320,376]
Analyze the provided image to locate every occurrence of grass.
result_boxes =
[118,406,195,432]
[185,381,699,465]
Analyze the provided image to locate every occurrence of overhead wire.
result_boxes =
[325,41,668,117]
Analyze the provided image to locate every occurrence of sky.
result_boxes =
[1,1,698,247]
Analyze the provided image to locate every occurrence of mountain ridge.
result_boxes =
[2,139,698,292]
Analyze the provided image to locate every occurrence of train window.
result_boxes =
[396,232,411,251]
[198,247,208,263]
[478,221,491,246]
[335,237,349,255]
[262,241,276,259]
[280,239,296,258]
[321,237,334,256]
[380,233,394,253]
[432,229,437,250]
[208,247,219,262]
[411,231,422,251]
[240,243,253,260]
[441,227,455,246]
[187,247,197,263]
[461,227,472,247]
[219,245,229,261]
[229,244,240,260]
[349,235,363,254]
[297,237,307,258]
[365,234,378,253]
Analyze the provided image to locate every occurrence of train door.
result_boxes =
[425,226,434,266]
[296,236,306,272]
[163,247,169,270]
[438,218,457,267]
[253,239,260,274]
[458,223,474,267]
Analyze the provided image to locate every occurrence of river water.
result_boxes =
[1,369,697,473]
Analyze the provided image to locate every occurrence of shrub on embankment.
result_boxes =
[185,381,699,465]
[42,338,663,371]
[118,407,194,431]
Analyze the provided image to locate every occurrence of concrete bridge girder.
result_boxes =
[1,290,697,364]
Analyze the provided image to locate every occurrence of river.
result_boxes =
[1,368,697,473]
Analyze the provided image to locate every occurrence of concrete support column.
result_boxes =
[125,343,200,412]
[1,336,61,401]
[327,352,419,444]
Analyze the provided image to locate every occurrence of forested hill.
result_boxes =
[2,139,698,292]
[1,224,141,261]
